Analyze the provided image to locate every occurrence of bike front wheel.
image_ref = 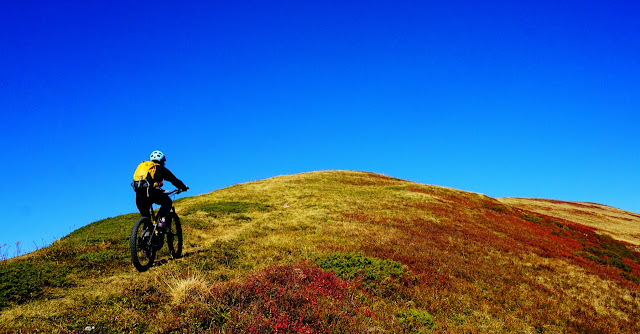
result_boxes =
[167,212,183,259]
[130,217,156,272]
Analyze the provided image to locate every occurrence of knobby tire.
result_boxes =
[130,217,155,272]
[167,212,183,259]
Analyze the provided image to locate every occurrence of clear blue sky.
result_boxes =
[2,1,639,255]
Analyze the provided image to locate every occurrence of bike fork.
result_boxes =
[143,225,158,256]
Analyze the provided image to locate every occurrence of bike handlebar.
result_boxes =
[164,188,188,195]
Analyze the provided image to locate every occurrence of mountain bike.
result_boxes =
[130,189,184,272]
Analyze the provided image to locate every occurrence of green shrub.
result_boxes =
[551,230,568,237]
[315,253,412,295]
[0,261,71,308]
[582,234,639,273]
[317,253,404,279]
[233,214,252,221]
[521,213,543,224]
[609,257,632,272]
[597,234,640,262]
[483,204,506,213]
[620,272,640,284]
[397,309,436,333]
[578,251,607,265]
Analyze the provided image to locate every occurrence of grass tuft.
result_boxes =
[165,273,211,305]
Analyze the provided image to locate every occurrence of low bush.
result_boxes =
[621,272,640,284]
[578,251,607,265]
[0,260,71,308]
[316,252,414,296]
[211,262,369,333]
[397,309,436,333]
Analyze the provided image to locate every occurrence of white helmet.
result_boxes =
[150,150,166,162]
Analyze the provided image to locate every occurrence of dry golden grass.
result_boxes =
[0,272,136,329]
[163,272,211,305]
[520,253,638,321]
[499,198,640,246]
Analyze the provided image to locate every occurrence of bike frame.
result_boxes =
[148,189,182,223]
[131,188,185,272]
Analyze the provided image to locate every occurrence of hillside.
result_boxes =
[1,171,639,333]
[498,197,640,246]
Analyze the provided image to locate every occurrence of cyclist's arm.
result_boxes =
[162,167,188,191]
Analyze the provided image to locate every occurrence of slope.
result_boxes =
[498,197,640,246]
[1,171,639,333]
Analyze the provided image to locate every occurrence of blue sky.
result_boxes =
[2,0,639,255]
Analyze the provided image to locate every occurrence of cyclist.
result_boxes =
[133,150,189,230]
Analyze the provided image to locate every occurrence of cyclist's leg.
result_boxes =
[158,195,173,224]
[150,190,173,225]
[136,191,152,219]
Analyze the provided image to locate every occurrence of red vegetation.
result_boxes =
[211,263,370,333]
[338,185,640,331]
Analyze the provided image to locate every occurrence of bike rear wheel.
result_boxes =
[130,217,155,272]
[167,212,183,259]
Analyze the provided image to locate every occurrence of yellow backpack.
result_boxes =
[132,161,160,187]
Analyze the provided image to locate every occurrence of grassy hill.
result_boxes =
[498,197,640,246]
[1,171,639,333]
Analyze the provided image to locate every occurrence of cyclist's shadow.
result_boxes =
[150,249,206,268]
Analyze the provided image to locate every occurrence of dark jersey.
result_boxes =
[150,164,188,191]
